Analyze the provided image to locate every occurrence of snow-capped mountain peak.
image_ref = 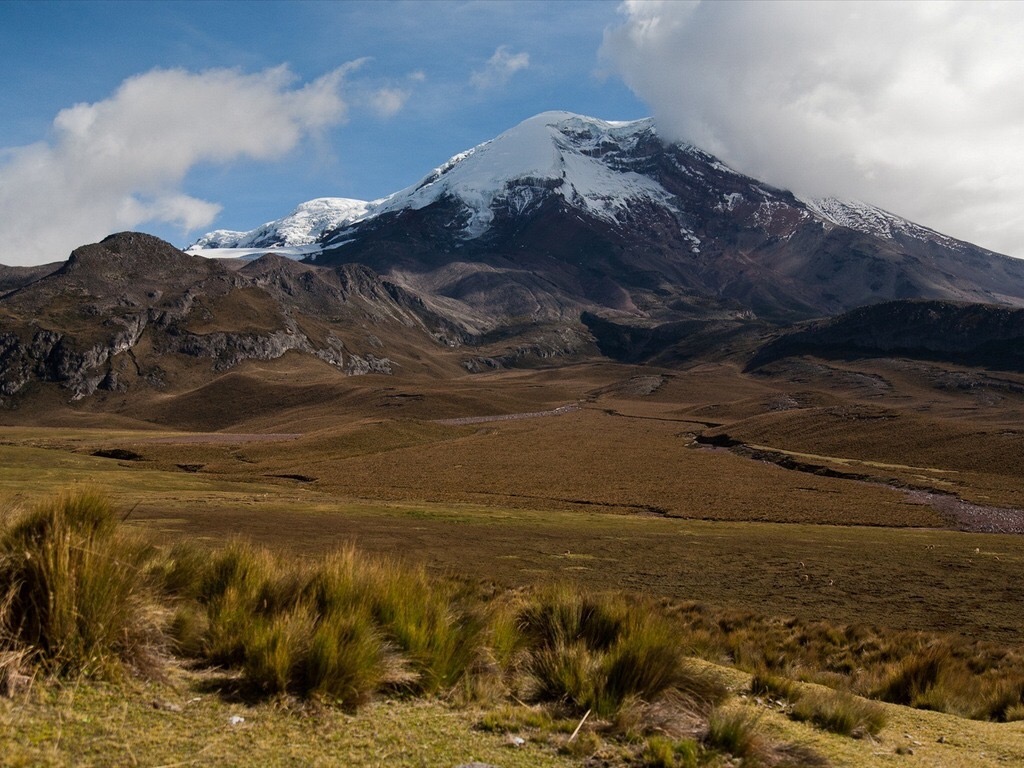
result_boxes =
[181,110,1023,324]
[366,112,676,237]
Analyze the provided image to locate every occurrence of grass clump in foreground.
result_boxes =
[790,689,887,739]
[2,492,831,766]
[704,709,765,763]
[641,736,699,768]
[518,584,726,721]
[171,541,481,706]
[705,707,832,767]
[751,670,886,741]
[749,668,802,703]
[0,491,164,679]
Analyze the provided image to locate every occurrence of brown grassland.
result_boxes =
[2,350,1024,766]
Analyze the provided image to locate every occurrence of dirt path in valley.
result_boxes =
[135,433,303,445]
[433,404,580,426]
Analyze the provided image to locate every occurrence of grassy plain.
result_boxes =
[3,353,1024,764]
[0,676,581,768]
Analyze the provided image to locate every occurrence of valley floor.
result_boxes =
[3,356,1024,765]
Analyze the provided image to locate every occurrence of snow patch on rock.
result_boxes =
[805,197,959,247]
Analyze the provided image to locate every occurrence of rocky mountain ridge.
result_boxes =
[0,233,458,402]
[3,231,1024,406]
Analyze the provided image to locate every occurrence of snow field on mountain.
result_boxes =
[188,198,371,249]
[371,111,677,236]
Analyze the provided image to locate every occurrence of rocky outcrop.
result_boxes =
[0,315,146,400]
[239,255,470,348]
[460,324,596,371]
[160,326,391,376]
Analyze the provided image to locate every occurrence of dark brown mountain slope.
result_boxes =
[748,300,1024,372]
[0,233,463,405]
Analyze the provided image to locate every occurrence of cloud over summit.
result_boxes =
[603,0,1024,257]
[0,65,352,265]
[471,46,530,89]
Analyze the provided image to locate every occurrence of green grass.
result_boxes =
[641,736,698,768]
[9,489,1024,726]
[5,422,1024,652]
[0,492,836,767]
[668,602,1024,722]
[162,541,481,706]
[749,669,801,703]
[790,689,887,738]
[0,494,481,707]
[11,491,1024,766]
[343,553,486,695]
[704,708,766,763]
[0,681,581,768]
[874,644,950,706]
[244,604,392,705]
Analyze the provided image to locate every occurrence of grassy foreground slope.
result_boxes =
[4,493,1024,768]
[0,493,796,767]
[0,686,580,768]
[4,665,1024,767]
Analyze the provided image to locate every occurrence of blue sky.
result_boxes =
[3,1,1024,265]
[0,0,646,259]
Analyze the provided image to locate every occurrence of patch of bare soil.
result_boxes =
[904,489,1024,534]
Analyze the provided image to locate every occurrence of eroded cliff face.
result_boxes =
[0,234,455,403]
[0,317,145,399]
[0,299,396,401]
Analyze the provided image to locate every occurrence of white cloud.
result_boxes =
[602,0,1024,257]
[471,45,530,89]
[0,65,353,265]
[369,87,410,118]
